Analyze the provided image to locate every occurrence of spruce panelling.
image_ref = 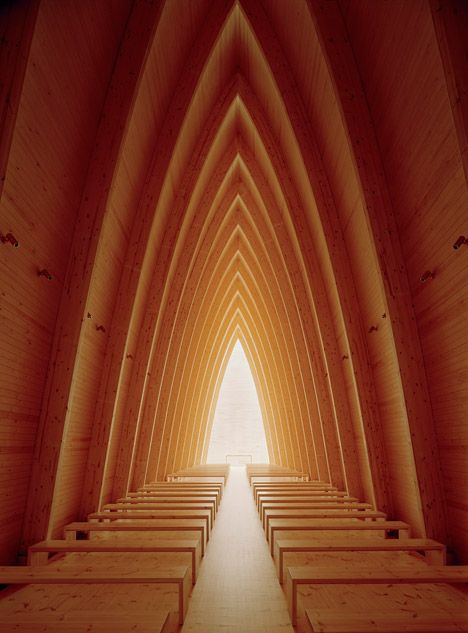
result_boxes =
[19,0,151,552]
[343,0,466,556]
[0,0,131,563]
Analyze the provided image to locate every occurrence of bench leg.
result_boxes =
[285,571,298,625]
[179,566,192,624]
[28,551,49,566]
[425,548,447,565]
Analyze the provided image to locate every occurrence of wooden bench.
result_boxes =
[257,492,353,513]
[285,564,468,624]
[64,519,207,555]
[0,564,192,624]
[88,504,213,534]
[267,512,388,543]
[167,466,230,482]
[260,498,360,523]
[140,483,223,498]
[246,465,309,483]
[274,537,447,583]
[0,614,170,632]
[123,490,220,510]
[265,509,386,538]
[262,503,373,528]
[268,519,411,555]
[253,484,336,501]
[28,538,201,583]
[115,495,218,518]
[305,607,468,632]
[98,505,213,531]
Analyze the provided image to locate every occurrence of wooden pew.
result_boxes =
[257,491,352,511]
[167,465,230,482]
[253,483,337,501]
[285,564,468,624]
[115,495,218,518]
[305,608,468,632]
[0,614,170,632]
[93,506,212,531]
[262,503,373,529]
[254,486,339,505]
[0,564,192,625]
[64,519,207,555]
[28,538,202,584]
[260,498,360,523]
[139,483,223,499]
[246,464,309,484]
[274,537,447,583]
[265,509,387,538]
[268,518,411,555]
[100,504,214,530]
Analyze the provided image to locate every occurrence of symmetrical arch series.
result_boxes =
[1,0,467,565]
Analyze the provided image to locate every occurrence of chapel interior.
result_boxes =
[0,0,467,631]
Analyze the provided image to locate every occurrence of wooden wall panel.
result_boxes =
[17,0,135,552]
[0,0,130,562]
[343,0,467,558]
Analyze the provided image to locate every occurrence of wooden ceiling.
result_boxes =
[0,0,467,566]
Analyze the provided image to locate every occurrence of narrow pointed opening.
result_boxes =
[207,339,269,464]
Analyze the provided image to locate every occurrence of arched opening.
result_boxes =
[207,339,269,464]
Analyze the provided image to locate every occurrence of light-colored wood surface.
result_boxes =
[0,612,170,633]
[91,507,212,531]
[0,563,191,625]
[269,518,410,554]
[305,608,468,633]
[274,537,447,583]
[286,564,468,625]
[28,537,201,583]
[64,519,207,555]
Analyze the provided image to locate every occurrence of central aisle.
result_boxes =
[181,467,294,633]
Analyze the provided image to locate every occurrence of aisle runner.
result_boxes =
[180,466,294,633]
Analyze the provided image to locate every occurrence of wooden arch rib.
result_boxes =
[126,105,346,488]
[21,0,444,547]
[110,2,376,502]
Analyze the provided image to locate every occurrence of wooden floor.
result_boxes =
[181,466,294,633]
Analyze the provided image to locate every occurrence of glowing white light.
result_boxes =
[207,340,269,464]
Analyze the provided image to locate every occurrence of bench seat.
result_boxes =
[286,564,468,624]
[0,564,191,624]
[260,498,360,523]
[274,537,446,583]
[305,608,468,632]
[64,519,207,555]
[0,612,170,633]
[263,503,373,528]
[95,506,213,530]
[28,538,201,583]
[268,518,410,553]
[265,510,386,539]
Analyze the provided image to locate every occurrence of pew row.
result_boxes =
[285,564,468,624]
[262,503,373,529]
[265,510,387,540]
[28,538,201,584]
[268,518,410,554]
[64,519,207,555]
[305,608,468,632]
[274,537,447,583]
[99,504,214,530]
[0,564,191,625]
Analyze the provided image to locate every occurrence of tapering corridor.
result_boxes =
[181,467,293,633]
